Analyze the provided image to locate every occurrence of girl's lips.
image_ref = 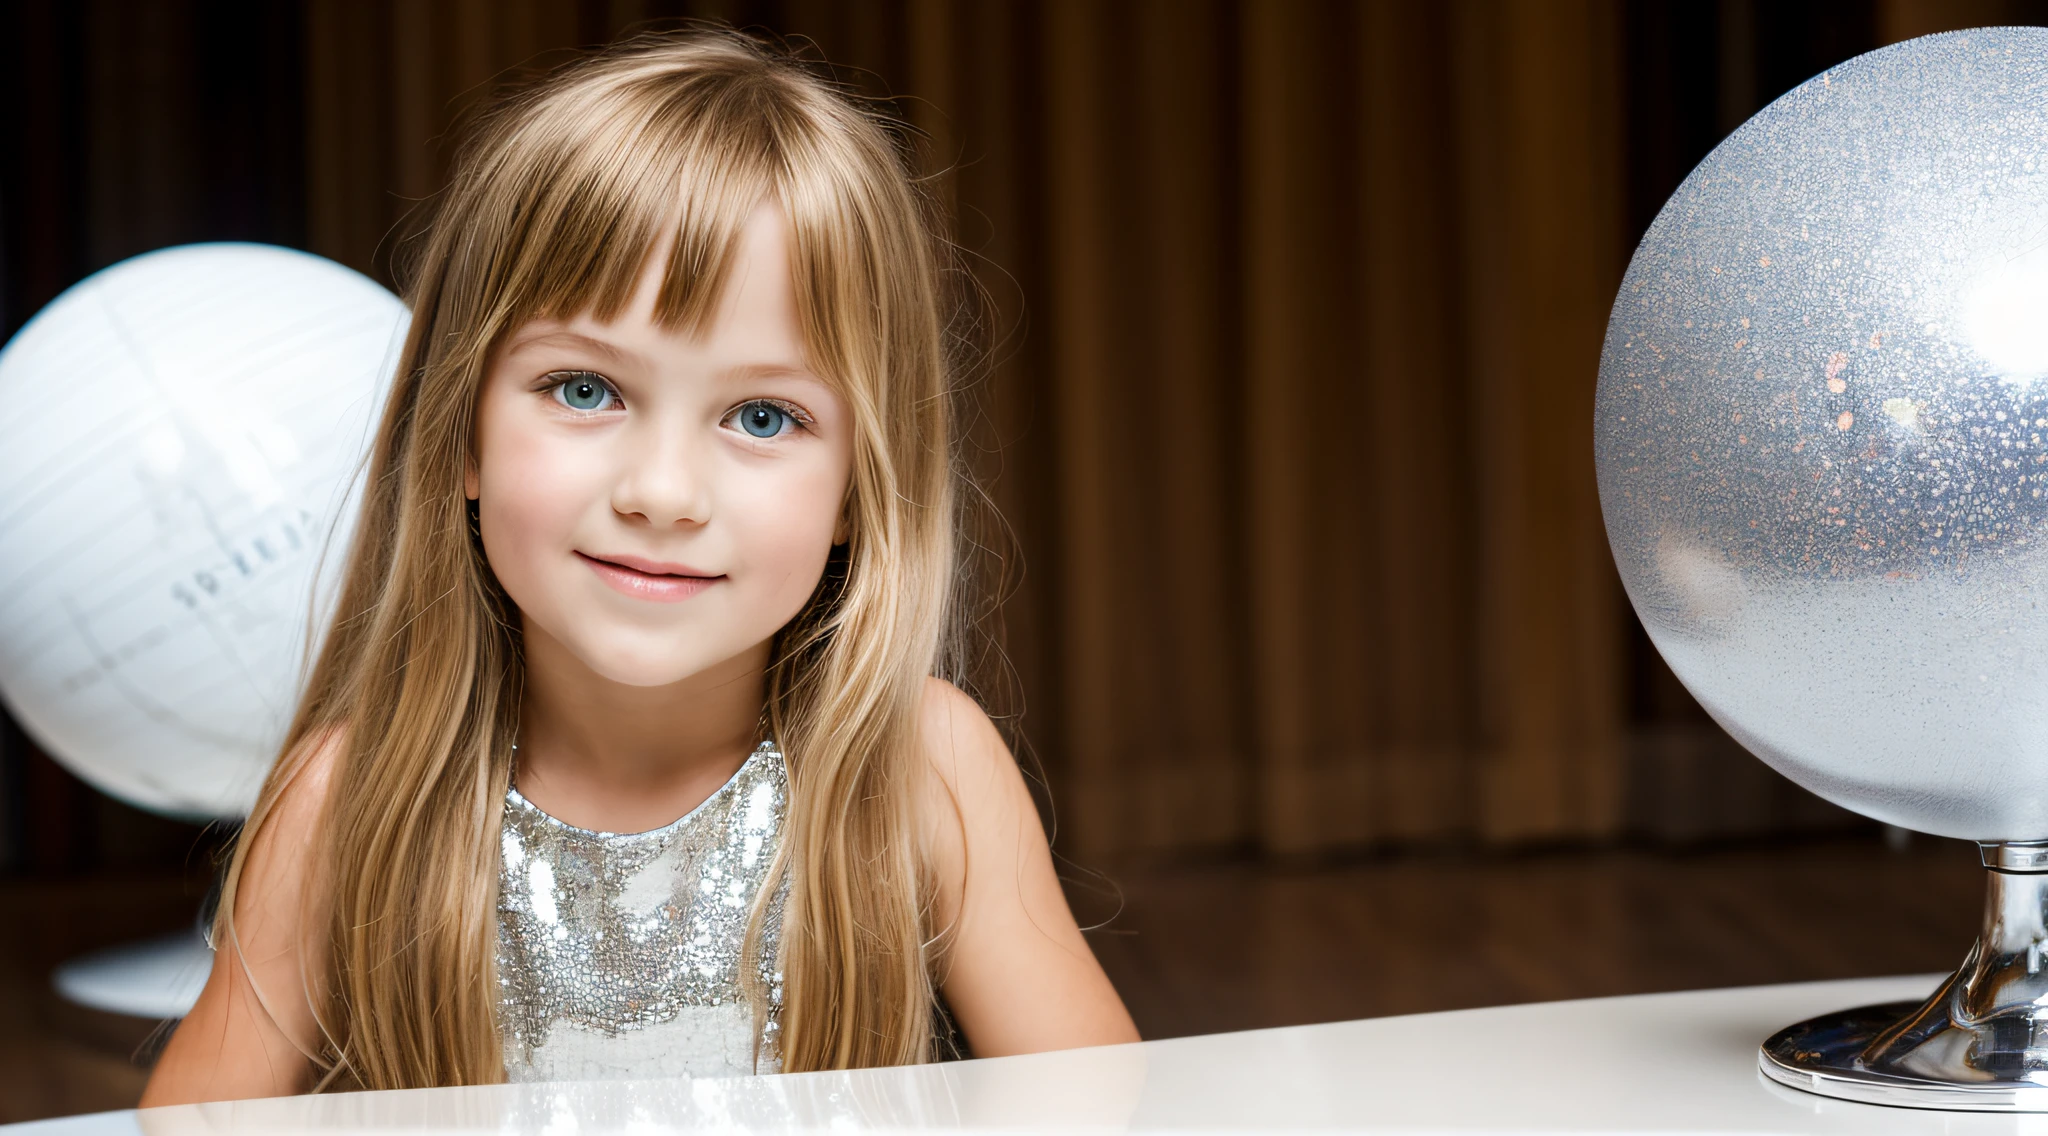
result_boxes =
[577,551,722,603]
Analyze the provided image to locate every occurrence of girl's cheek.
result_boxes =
[744,462,846,608]
[478,416,591,599]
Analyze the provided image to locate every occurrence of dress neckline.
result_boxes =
[504,739,779,841]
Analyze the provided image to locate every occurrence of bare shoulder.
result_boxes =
[916,676,1017,802]
[267,725,347,832]
[237,725,347,898]
[914,677,1034,912]
[910,678,1140,1054]
[139,725,348,1106]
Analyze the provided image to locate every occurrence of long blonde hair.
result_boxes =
[215,29,960,1089]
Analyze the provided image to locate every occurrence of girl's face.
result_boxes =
[469,201,853,688]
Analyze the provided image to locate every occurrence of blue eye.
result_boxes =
[737,401,789,438]
[552,374,617,412]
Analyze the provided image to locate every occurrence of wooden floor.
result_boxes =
[1079,833,1985,1039]
[0,831,1987,1124]
[0,872,209,1123]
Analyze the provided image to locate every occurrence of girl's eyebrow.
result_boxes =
[720,362,822,383]
[502,329,635,364]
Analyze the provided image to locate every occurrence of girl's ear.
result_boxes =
[464,459,480,501]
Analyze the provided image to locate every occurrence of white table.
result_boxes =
[14,974,2029,1134]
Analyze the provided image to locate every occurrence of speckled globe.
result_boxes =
[1596,29,2048,841]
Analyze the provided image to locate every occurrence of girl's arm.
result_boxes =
[140,730,342,1106]
[919,679,1140,1055]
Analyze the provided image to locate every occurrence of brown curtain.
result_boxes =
[9,1,2035,874]
[301,0,1633,859]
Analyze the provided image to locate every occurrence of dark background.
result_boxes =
[0,0,2040,1118]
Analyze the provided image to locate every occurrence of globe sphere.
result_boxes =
[1596,29,2048,842]
[0,244,403,819]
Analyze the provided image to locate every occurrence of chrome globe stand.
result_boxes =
[1761,841,2048,1111]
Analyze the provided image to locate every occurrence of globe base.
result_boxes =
[1760,842,2048,1112]
[51,926,210,1021]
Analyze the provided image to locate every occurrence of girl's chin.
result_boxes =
[545,629,766,689]
[516,604,782,688]
[578,653,729,688]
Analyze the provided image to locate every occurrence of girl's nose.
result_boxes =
[610,426,711,527]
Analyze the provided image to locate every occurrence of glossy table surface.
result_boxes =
[16,974,2035,1134]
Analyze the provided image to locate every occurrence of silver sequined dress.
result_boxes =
[496,740,788,1082]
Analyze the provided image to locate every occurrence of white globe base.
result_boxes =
[52,926,211,1020]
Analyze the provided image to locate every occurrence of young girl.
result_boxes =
[141,29,1136,1102]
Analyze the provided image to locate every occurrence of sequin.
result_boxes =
[496,740,787,1082]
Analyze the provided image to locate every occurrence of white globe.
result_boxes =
[0,244,404,819]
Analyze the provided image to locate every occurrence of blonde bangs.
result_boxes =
[461,62,791,348]
[452,48,928,418]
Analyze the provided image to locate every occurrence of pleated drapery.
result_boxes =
[306,0,2037,860]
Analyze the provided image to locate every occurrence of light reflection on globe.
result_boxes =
[1596,28,2048,842]
[0,244,403,819]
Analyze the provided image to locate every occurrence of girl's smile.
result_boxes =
[576,550,723,603]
